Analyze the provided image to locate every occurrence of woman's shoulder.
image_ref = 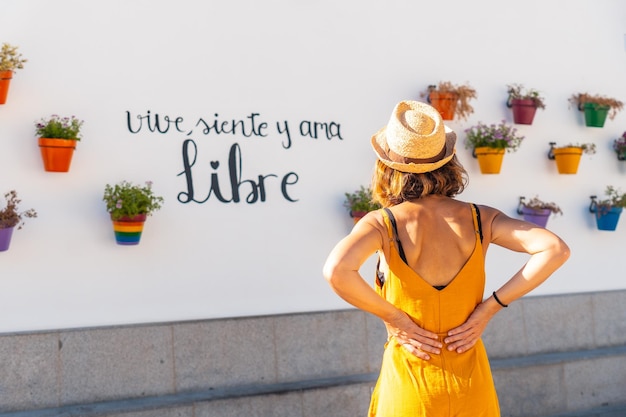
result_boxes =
[353,208,389,235]
[472,203,508,220]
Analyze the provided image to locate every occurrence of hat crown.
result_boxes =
[370,100,457,174]
[386,101,445,160]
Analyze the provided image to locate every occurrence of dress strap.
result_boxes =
[379,208,394,242]
[383,208,408,263]
[376,208,399,288]
[471,203,483,243]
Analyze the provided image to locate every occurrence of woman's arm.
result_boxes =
[444,208,571,353]
[322,212,443,360]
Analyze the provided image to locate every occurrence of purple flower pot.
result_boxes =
[0,227,15,252]
[521,207,551,228]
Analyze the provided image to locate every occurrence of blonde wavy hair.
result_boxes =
[371,156,468,207]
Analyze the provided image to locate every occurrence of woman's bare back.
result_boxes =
[378,196,478,288]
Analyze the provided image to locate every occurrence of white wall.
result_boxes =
[1,0,625,333]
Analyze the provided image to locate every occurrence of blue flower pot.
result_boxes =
[595,207,622,231]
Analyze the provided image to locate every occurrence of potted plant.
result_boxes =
[0,43,27,105]
[344,185,381,224]
[421,81,477,121]
[548,142,596,174]
[613,131,626,161]
[35,114,84,172]
[569,93,624,128]
[589,186,626,231]
[506,84,546,125]
[464,120,525,174]
[516,196,562,228]
[0,190,37,252]
[103,180,164,245]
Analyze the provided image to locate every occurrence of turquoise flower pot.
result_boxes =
[594,207,622,231]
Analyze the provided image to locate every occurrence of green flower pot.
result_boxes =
[583,103,609,128]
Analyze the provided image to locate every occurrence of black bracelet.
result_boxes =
[493,291,508,308]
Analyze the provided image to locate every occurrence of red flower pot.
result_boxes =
[509,99,537,125]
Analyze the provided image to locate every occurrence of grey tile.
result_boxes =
[0,332,59,412]
[173,317,277,391]
[493,363,565,417]
[195,392,303,417]
[100,406,194,417]
[483,300,528,359]
[592,290,626,347]
[274,311,369,381]
[301,383,373,417]
[524,294,595,354]
[564,355,626,411]
[364,313,386,372]
[58,325,174,405]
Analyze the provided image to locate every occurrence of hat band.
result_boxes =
[387,146,447,165]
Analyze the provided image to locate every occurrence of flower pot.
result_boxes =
[350,210,368,225]
[0,70,13,105]
[583,103,609,128]
[0,227,15,252]
[111,214,147,245]
[594,207,622,231]
[509,99,537,125]
[520,207,551,228]
[552,147,582,174]
[474,147,505,174]
[428,92,457,120]
[38,138,77,172]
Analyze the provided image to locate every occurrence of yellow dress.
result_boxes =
[369,205,500,417]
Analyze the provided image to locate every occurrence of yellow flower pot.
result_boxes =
[552,147,583,174]
[474,147,505,174]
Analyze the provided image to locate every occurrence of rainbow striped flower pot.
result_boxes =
[111,214,147,245]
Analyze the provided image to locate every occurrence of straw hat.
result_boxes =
[371,101,456,173]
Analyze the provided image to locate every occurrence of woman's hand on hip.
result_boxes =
[444,299,499,353]
[386,311,442,361]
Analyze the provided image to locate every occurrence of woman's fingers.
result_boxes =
[401,342,433,361]
[445,327,479,352]
[387,319,443,360]
[446,336,478,353]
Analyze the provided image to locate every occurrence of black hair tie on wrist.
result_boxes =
[493,291,508,308]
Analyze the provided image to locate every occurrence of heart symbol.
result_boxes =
[210,161,219,169]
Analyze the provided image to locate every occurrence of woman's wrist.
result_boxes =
[492,291,508,308]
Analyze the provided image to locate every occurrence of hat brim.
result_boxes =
[371,126,457,174]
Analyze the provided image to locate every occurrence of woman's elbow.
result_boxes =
[323,258,355,294]
[322,259,340,287]
[554,238,571,265]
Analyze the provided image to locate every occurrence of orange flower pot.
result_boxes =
[0,70,13,105]
[38,138,77,172]
[552,147,582,174]
[428,92,458,120]
[474,147,505,174]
